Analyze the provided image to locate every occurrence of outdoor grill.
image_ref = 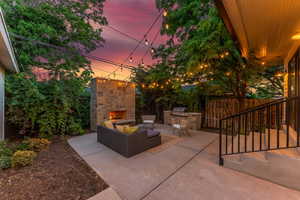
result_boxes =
[164,107,202,131]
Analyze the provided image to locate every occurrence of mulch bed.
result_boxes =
[0,137,108,200]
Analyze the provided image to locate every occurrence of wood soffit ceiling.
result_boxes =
[216,0,300,65]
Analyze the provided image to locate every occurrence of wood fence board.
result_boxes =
[204,98,272,129]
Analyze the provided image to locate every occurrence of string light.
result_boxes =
[145,39,149,46]
[261,61,266,66]
[141,60,145,67]
[129,57,133,63]
[276,73,284,77]
[163,10,168,17]
[225,52,229,56]
[151,48,155,54]
[165,24,169,30]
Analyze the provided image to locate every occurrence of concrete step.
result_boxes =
[241,151,267,162]
[223,148,300,191]
[223,152,269,178]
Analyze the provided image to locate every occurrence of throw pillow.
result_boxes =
[116,125,129,133]
[123,126,139,134]
[104,120,114,129]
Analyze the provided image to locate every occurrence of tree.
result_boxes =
[1,0,107,137]
[154,0,283,110]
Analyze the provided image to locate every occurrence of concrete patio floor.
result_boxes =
[68,127,300,200]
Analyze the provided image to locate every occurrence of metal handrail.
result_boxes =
[219,96,300,166]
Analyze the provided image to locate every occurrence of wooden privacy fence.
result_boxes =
[204,98,273,129]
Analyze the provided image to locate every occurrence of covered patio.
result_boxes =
[69,127,300,200]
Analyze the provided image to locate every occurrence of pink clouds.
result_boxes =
[89,0,168,80]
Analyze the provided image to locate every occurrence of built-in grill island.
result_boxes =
[163,107,202,130]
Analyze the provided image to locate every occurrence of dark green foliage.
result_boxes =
[0,142,13,157]
[5,73,89,136]
[0,156,11,169]
[133,0,284,116]
[0,142,13,169]
[1,0,106,137]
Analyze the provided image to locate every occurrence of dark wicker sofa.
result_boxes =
[97,125,161,157]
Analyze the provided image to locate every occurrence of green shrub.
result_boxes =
[0,156,12,169]
[14,142,31,151]
[11,150,37,168]
[5,74,89,137]
[0,141,13,157]
[23,138,51,152]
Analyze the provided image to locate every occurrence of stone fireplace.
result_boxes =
[90,78,136,131]
[109,110,127,120]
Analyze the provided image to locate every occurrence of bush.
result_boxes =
[0,141,13,157]
[0,156,12,169]
[11,150,37,168]
[5,74,90,137]
[23,138,51,152]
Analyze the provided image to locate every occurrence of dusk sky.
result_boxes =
[89,0,168,81]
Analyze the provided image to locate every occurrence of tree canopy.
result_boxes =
[1,0,107,137]
[132,0,284,118]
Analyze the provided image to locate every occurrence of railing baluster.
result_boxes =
[245,113,248,153]
[259,110,262,151]
[252,111,255,152]
[276,104,280,148]
[238,115,241,153]
[267,105,271,150]
[297,98,300,147]
[225,119,228,155]
[232,118,234,154]
[285,101,289,148]
[219,120,223,165]
[286,100,290,147]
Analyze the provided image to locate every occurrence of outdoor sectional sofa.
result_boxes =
[97,125,161,157]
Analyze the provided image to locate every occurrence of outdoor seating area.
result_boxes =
[3,0,300,199]
[97,124,161,158]
[69,126,300,200]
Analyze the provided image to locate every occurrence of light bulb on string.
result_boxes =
[129,57,133,63]
[151,48,155,54]
[165,24,169,30]
[141,60,145,67]
[163,10,168,17]
[145,39,149,46]
[120,64,123,71]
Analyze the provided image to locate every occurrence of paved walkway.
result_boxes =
[68,129,300,200]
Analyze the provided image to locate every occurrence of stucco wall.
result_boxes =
[0,66,4,140]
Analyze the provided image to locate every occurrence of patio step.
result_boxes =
[223,147,300,191]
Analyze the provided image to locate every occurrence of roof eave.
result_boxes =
[0,8,19,73]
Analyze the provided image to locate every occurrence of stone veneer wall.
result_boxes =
[90,78,136,131]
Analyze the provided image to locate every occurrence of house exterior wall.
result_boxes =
[0,66,4,140]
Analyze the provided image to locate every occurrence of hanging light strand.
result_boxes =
[107,10,164,79]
